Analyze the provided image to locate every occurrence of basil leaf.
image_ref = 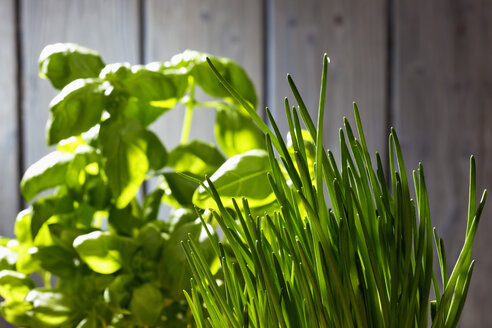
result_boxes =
[73,231,137,274]
[108,203,143,236]
[25,290,74,326]
[47,79,105,145]
[0,299,32,327]
[31,193,74,239]
[0,271,34,302]
[142,188,165,222]
[129,283,164,326]
[161,170,200,207]
[0,245,17,270]
[104,274,134,313]
[167,140,225,177]
[101,63,188,126]
[193,149,275,209]
[30,246,77,278]
[159,220,212,300]
[39,43,104,90]
[215,105,265,157]
[143,130,168,170]
[99,119,148,209]
[169,50,257,107]
[20,151,74,202]
[168,208,197,232]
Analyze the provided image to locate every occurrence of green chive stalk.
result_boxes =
[183,55,486,327]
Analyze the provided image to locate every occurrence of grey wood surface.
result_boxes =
[0,1,18,236]
[268,0,388,157]
[21,0,140,168]
[393,0,492,326]
[144,0,264,149]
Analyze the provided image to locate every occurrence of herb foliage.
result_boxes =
[184,55,487,328]
[0,43,271,327]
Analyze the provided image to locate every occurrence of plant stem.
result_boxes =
[180,77,196,144]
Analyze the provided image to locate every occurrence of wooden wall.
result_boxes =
[0,0,490,325]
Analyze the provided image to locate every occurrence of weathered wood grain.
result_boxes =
[393,0,492,325]
[268,0,387,158]
[21,0,140,167]
[0,0,19,237]
[144,0,264,149]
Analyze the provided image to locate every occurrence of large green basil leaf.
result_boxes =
[142,188,165,221]
[104,273,134,313]
[129,283,164,326]
[193,149,275,209]
[30,245,77,278]
[168,207,197,232]
[0,245,17,270]
[143,129,168,170]
[99,119,148,209]
[159,220,213,300]
[25,289,74,327]
[31,193,74,239]
[137,222,165,259]
[108,203,143,236]
[168,50,257,107]
[73,231,137,274]
[101,63,188,126]
[0,299,32,327]
[215,105,265,157]
[20,151,74,202]
[161,170,200,207]
[0,271,34,302]
[39,43,104,89]
[167,140,225,177]
[47,79,105,145]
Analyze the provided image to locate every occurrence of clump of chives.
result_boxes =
[182,55,486,328]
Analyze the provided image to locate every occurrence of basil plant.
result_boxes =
[0,43,277,327]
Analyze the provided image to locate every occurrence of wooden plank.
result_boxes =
[21,0,140,168]
[393,0,492,325]
[0,0,19,237]
[269,0,387,158]
[144,0,264,149]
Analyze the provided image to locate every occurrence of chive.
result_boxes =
[186,55,487,328]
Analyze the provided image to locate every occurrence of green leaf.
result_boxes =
[193,149,275,210]
[142,188,165,221]
[99,118,148,208]
[129,283,164,326]
[167,140,225,177]
[169,50,257,107]
[0,246,17,270]
[101,63,188,126]
[108,203,143,236]
[30,245,77,278]
[160,220,213,300]
[0,299,33,327]
[0,270,34,302]
[137,223,165,259]
[20,151,74,202]
[46,78,106,145]
[31,193,74,239]
[215,105,265,157]
[39,43,104,89]
[25,289,74,327]
[104,274,134,313]
[143,130,168,170]
[161,170,200,207]
[73,231,137,274]
[168,208,198,232]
